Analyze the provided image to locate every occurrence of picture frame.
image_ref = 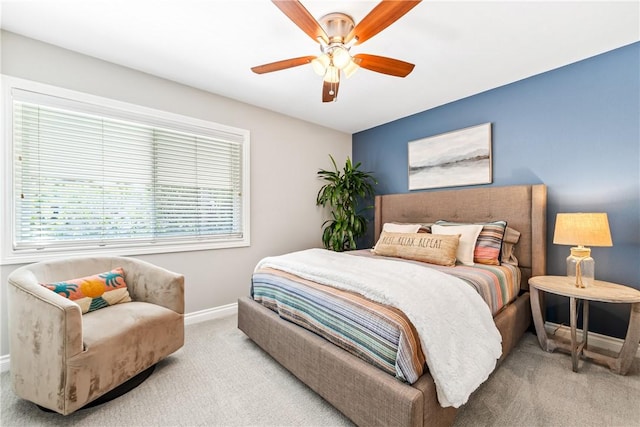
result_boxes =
[408,123,492,190]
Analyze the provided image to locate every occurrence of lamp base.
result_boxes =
[567,247,594,288]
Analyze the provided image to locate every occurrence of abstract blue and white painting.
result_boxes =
[408,123,492,190]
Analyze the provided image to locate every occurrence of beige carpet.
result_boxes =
[1,314,639,426]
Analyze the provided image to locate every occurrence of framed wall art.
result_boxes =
[408,123,492,190]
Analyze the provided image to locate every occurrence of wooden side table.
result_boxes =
[529,275,640,375]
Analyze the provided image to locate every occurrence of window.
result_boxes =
[1,77,250,264]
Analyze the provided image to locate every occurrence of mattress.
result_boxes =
[251,251,520,384]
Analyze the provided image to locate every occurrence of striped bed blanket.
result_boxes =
[253,268,426,382]
[251,249,520,408]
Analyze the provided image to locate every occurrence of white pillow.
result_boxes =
[382,223,422,233]
[431,224,483,266]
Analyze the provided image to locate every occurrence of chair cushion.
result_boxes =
[66,302,184,406]
[79,301,183,351]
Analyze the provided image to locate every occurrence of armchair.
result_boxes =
[7,256,184,415]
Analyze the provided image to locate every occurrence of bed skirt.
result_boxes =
[238,293,531,427]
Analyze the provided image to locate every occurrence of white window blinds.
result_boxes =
[9,87,249,256]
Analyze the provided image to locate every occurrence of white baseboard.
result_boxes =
[544,321,640,358]
[184,302,238,325]
[0,302,239,373]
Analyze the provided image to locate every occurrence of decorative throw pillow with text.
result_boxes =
[372,231,460,266]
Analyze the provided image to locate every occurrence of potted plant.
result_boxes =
[316,155,377,252]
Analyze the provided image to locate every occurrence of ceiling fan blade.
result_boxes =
[346,0,421,45]
[353,54,415,77]
[251,55,316,74]
[322,80,339,103]
[273,0,329,44]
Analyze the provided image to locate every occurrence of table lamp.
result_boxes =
[553,213,613,288]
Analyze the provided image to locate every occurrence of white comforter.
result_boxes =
[255,248,502,408]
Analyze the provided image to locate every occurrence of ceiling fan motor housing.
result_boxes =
[319,13,355,43]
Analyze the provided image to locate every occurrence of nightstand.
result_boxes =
[529,275,640,374]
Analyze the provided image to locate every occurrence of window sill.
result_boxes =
[0,238,250,266]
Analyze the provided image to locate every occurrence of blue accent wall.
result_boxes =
[353,42,639,339]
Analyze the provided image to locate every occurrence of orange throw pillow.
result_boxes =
[42,267,132,314]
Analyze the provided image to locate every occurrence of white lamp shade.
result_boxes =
[332,46,351,69]
[311,54,330,76]
[343,59,359,78]
[323,65,340,83]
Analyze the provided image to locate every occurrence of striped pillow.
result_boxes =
[434,220,507,265]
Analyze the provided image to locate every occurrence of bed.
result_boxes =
[238,184,547,427]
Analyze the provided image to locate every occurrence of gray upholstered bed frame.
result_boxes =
[238,184,547,427]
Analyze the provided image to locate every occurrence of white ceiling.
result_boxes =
[1,1,638,134]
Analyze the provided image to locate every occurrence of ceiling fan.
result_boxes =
[251,0,422,103]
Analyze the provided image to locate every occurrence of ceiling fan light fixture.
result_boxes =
[332,46,351,69]
[343,59,359,78]
[311,53,330,75]
[323,65,340,83]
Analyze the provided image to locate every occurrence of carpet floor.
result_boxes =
[1,314,639,426]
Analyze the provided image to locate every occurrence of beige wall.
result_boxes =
[0,31,352,357]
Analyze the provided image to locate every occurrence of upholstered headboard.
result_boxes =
[374,184,547,290]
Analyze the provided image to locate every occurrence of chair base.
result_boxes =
[37,364,156,413]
